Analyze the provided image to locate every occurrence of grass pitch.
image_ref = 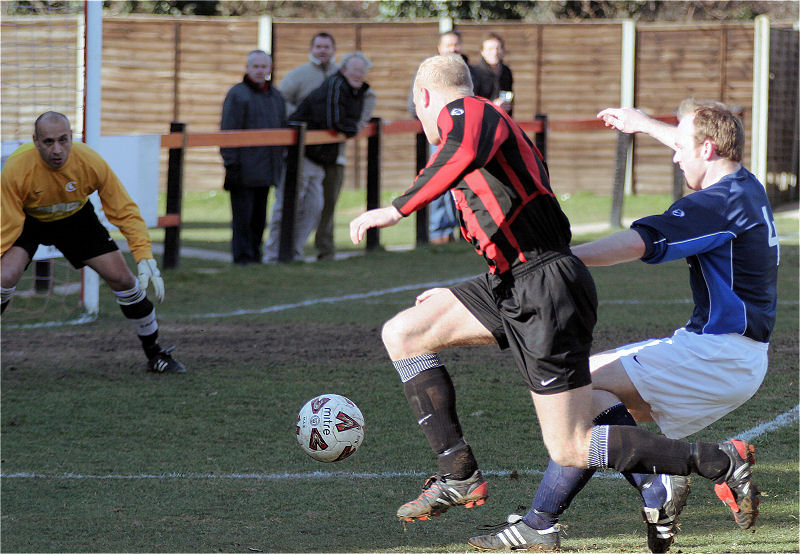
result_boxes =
[1,195,797,553]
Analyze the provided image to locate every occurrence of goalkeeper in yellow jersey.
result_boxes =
[1,111,186,373]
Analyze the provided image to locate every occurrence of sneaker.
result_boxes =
[147,346,186,374]
[714,439,759,529]
[468,515,560,552]
[641,475,690,553]
[396,470,488,521]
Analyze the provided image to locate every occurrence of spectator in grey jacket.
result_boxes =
[265,51,372,262]
[276,33,376,260]
[220,50,286,265]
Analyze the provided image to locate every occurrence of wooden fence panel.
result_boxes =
[176,18,260,192]
[352,21,440,192]
[1,16,80,141]
[5,16,790,201]
[634,25,754,195]
[537,24,622,195]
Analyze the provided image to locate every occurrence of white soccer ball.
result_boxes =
[296,393,365,462]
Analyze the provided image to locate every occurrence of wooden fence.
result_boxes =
[1,16,796,200]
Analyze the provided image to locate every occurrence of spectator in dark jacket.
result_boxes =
[471,32,514,116]
[220,50,286,265]
[265,51,371,262]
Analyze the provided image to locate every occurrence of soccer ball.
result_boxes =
[296,393,365,462]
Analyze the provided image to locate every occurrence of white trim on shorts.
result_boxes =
[593,327,768,439]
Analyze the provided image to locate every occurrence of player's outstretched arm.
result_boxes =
[597,107,678,150]
[572,229,646,267]
[349,206,403,245]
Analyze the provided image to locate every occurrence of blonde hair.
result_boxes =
[678,98,744,162]
[415,54,474,97]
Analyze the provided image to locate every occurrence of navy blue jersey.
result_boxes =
[392,96,571,274]
[632,167,779,342]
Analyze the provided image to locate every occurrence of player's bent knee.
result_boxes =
[103,270,137,292]
[381,315,411,357]
[1,248,30,287]
[546,443,587,469]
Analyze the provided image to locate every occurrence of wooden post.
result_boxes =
[415,131,429,246]
[162,121,184,269]
[34,259,54,293]
[279,122,306,263]
[366,118,382,251]
[672,160,684,201]
[610,131,632,228]
[534,113,548,160]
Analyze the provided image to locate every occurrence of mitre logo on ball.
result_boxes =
[296,393,365,462]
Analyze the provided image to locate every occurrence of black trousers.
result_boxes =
[230,186,270,264]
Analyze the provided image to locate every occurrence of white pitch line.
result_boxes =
[191,277,468,319]
[2,313,98,330]
[3,404,797,481]
[7,277,796,327]
[733,403,799,442]
[192,279,796,320]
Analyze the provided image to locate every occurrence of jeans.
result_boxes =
[314,164,345,259]
[264,159,325,262]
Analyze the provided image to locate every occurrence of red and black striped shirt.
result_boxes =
[393,96,572,274]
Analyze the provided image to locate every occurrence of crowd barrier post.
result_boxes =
[279,122,306,263]
[414,130,429,246]
[534,114,548,159]
[366,117,382,251]
[672,161,685,201]
[610,131,632,228]
[163,121,185,269]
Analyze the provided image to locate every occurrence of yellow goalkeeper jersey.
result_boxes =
[1,141,153,262]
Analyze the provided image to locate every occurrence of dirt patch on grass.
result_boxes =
[1,320,386,380]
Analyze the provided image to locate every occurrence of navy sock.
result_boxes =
[522,460,593,530]
[522,403,637,530]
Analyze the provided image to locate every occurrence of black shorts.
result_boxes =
[450,251,597,394]
[13,202,119,269]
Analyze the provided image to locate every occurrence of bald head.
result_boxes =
[415,54,474,98]
[33,111,73,169]
[34,111,71,138]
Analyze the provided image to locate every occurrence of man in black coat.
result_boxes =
[220,50,286,265]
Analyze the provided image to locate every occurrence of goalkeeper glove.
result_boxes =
[137,258,165,302]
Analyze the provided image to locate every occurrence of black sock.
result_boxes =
[438,439,478,479]
[603,425,693,474]
[601,426,730,481]
[139,332,161,359]
[402,366,477,478]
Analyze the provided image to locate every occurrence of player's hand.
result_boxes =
[596,107,648,134]
[137,258,165,303]
[349,206,403,245]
